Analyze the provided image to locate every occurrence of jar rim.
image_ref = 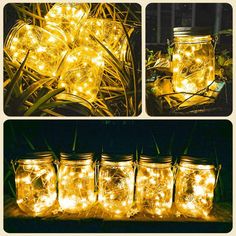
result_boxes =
[173,27,212,36]
[179,155,215,165]
[139,154,172,164]
[101,153,133,162]
[17,151,54,163]
[60,152,94,161]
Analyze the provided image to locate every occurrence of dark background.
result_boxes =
[146,3,232,52]
[4,120,232,203]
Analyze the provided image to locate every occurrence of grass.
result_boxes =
[4,3,141,116]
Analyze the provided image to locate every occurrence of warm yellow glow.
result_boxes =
[98,160,134,216]
[136,162,173,216]
[44,3,90,45]
[172,35,215,106]
[58,159,95,213]
[175,161,216,218]
[5,22,69,77]
[75,18,132,60]
[57,46,104,102]
[15,159,57,216]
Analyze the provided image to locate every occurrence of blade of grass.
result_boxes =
[22,133,35,150]
[12,4,45,21]
[15,77,54,107]
[72,123,78,152]
[44,138,58,160]
[24,88,65,116]
[183,122,197,155]
[152,133,160,155]
[8,181,16,198]
[121,22,138,115]
[4,170,13,183]
[4,51,29,108]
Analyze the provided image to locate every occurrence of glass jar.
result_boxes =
[58,152,95,213]
[98,154,135,216]
[172,27,215,101]
[136,155,174,216]
[57,46,104,103]
[44,3,90,45]
[75,18,133,61]
[5,21,69,77]
[14,152,57,216]
[175,156,220,218]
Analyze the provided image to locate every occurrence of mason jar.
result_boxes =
[136,155,174,216]
[58,152,96,213]
[175,156,221,218]
[57,46,104,103]
[5,21,69,77]
[98,153,135,216]
[172,27,215,100]
[44,3,90,46]
[14,152,57,216]
[75,18,133,61]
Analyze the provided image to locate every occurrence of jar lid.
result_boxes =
[140,154,172,164]
[60,152,93,161]
[18,151,54,162]
[173,27,212,36]
[179,155,215,165]
[101,153,133,162]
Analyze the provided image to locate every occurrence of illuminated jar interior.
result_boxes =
[98,154,135,217]
[136,155,173,216]
[172,27,215,101]
[15,152,57,216]
[57,46,104,103]
[44,3,90,45]
[175,156,217,218]
[58,152,95,213]
[5,21,69,77]
[75,18,132,60]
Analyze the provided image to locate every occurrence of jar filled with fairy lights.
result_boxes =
[57,46,104,103]
[44,3,90,45]
[98,153,135,216]
[5,21,69,77]
[58,152,96,213]
[175,156,221,218]
[136,155,174,216]
[75,18,133,61]
[172,27,215,100]
[14,152,57,216]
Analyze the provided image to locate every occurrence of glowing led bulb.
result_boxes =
[196,58,202,63]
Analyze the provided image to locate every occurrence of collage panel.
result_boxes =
[3,3,141,117]
[4,120,232,233]
[146,3,232,116]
